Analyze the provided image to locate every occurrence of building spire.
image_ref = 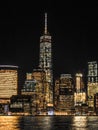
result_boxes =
[44,13,47,34]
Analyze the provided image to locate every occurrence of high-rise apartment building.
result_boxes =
[87,61,98,108]
[0,65,18,103]
[39,13,53,105]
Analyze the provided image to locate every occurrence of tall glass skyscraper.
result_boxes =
[39,13,53,104]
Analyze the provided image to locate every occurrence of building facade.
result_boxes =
[0,65,18,104]
[32,69,48,112]
[94,93,98,115]
[54,74,74,114]
[10,95,32,115]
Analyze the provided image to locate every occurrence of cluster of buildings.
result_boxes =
[54,63,98,115]
[0,13,98,115]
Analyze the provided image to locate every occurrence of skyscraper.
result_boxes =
[88,61,98,83]
[39,13,53,105]
[74,73,86,106]
[54,74,74,114]
[0,65,18,103]
[87,61,98,108]
[75,73,84,92]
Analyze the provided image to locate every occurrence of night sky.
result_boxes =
[0,1,97,81]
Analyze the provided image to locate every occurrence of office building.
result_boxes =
[87,61,98,108]
[0,65,18,103]
[74,73,86,106]
[39,13,53,105]
[32,69,47,111]
[54,74,74,114]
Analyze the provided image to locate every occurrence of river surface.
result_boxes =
[0,116,98,130]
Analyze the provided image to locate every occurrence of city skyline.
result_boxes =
[0,1,97,79]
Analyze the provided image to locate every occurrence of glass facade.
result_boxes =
[39,13,53,105]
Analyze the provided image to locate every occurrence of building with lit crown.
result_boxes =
[74,73,86,106]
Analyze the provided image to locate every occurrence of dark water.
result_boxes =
[0,116,98,130]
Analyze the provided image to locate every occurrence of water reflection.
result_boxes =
[41,116,52,130]
[0,116,22,130]
[23,116,52,130]
[72,116,88,130]
[0,116,98,130]
[87,116,98,130]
